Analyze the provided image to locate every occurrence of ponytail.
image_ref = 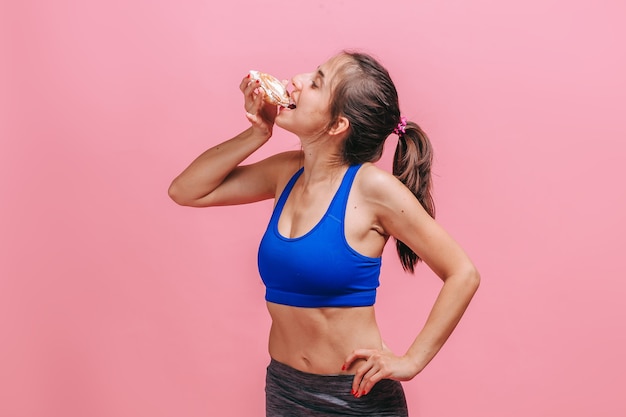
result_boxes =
[392,121,435,272]
[326,51,435,273]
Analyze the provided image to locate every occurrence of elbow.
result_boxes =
[168,180,192,206]
[168,179,212,207]
[465,264,481,294]
[440,263,480,298]
[446,263,480,295]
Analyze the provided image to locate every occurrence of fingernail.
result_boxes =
[246,73,250,78]
[361,390,366,396]
[341,364,346,371]
[256,79,260,84]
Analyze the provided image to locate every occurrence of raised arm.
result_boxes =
[168,127,298,207]
[168,75,297,207]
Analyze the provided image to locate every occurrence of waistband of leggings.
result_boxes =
[267,358,355,383]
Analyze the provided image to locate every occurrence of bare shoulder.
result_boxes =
[355,163,414,202]
[274,150,303,176]
[263,150,303,188]
[354,163,431,234]
[238,149,303,200]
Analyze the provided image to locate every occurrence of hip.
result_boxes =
[266,358,408,417]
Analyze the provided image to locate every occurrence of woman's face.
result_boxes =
[275,55,345,138]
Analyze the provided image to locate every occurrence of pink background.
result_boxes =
[2,0,625,416]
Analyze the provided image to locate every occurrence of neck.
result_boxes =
[298,135,347,184]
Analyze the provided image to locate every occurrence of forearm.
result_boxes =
[168,127,269,205]
[404,268,480,373]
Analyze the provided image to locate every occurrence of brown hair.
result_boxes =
[328,51,435,273]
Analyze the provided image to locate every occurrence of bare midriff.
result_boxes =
[266,302,383,375]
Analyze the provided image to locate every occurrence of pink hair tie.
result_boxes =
[393,116,407,136]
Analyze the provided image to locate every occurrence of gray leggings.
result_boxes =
[266,359,408,417]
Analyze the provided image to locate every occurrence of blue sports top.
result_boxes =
[258,164,382,308]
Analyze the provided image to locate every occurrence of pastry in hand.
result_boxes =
[249,70,295,108]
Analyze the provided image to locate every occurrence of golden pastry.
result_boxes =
[249,70,295,108]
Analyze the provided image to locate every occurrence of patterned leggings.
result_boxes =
[266,359,409,417]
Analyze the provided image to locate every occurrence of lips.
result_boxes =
[286,91,297,109]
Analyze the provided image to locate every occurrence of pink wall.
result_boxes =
[2,1,625,416]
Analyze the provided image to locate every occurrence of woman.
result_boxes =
[168,51,480,416]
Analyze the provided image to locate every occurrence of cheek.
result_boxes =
[275,110,328,135]
[297,107,329,129]
[275,96,331,132]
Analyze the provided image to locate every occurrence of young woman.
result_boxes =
[168,51,480,416]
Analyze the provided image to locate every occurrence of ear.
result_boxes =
[328,116,350,137]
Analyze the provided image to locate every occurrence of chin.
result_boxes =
[274,114,291,131]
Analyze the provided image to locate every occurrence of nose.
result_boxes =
[291,73,306,91]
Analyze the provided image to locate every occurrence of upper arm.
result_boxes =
[183,151,301,207]
[364,167,475,280]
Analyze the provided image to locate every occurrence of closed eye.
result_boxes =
[311,68,324,89]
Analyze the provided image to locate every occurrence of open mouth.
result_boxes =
[284,91,296,109]
[280,100,296,110]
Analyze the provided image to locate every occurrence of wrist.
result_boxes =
[402,351,428,376]
[244,126,272,144]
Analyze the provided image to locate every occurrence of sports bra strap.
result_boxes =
[271,167,304,224]
[326,164,361,220]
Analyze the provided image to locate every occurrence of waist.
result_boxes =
[266,302,382,374]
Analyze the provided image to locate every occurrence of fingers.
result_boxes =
[239,73,260,92]
[351,355,378,397]
[250,87,265,115]
[245,92,266,126]
[242,79,264,121]
[239,74,277,135]
[342,348,372,371]
[352,366,386,398]
[343,349,377,397]
[240,74,262,103]
[241,75,270,111]
[344,349,395,398]
[244,111,258,124]
[239,73,251,91]
[241,78,262,102]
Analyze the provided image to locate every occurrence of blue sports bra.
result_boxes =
[257,164,381,308]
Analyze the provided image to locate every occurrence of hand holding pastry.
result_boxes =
[239,73,279,138]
